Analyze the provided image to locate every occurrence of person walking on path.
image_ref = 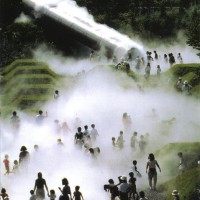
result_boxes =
[146,153,161,190]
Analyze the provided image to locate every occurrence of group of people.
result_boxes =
[31,172,84,200]
[113,50,184,81]
[104,153,161,200]
[74,124,100,158]
[112,131,149,153]
[0,85,197,200]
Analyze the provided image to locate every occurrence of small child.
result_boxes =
[3,155,10,175]
[73,186,84,200]
[128,172,137,200]
[12,160,19,173]
[48,189,56,200]
[139,191,148,200]
[0,188,9,200]
[29,190,36,200]
[131,160,142,178]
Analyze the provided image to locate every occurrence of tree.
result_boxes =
[0,22,45,68]
[186,9,200,56]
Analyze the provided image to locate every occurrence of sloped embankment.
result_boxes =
[155,142,200,200]
[0,59,61,113]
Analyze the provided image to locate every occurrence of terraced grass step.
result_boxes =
[0,59,50,75]
[0,59,60,112]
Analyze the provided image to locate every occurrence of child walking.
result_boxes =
[3,155,10,175]
[73,186,84,200]
[29,190,36,200]
[48,189,56,200]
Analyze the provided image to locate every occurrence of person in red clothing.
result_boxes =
[3,155,10,175]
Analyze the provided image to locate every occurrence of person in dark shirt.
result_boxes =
[33,172,49,200]
[59,178,72,200]
[128,172,137,200]
[0,188,9,200]
[10,111,20,132]
[19,146,29,164]
[74,127,84,147]
[73,186,84,200]
[104,179,119,200]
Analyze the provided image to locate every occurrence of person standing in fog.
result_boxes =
[90,124,99,141]
[33,172,49,200]
[19,146,29,164]
[36,110,47,125]
[58,178,72,200]
[119,176,129,200]
[72,186,84,200]
[157,65,161,76]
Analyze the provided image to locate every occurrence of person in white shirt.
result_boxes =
[90,124,99,141]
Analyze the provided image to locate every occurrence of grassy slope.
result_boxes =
[154,142,200,200]
[164,63,200,97]
[160,168,200,200]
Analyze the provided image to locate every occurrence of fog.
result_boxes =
[1,43,200,199]
[1,0,200,199]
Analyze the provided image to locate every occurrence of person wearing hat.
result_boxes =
[182,80,192,95]
[119,175,130,200]
[172,190,180,200]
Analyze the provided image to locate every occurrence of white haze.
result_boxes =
[1,44,200,200]
[1,0,199,199]
[14,12,32,23]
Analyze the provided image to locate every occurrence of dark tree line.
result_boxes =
[0,0,199,69]
[75,0,200,54]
